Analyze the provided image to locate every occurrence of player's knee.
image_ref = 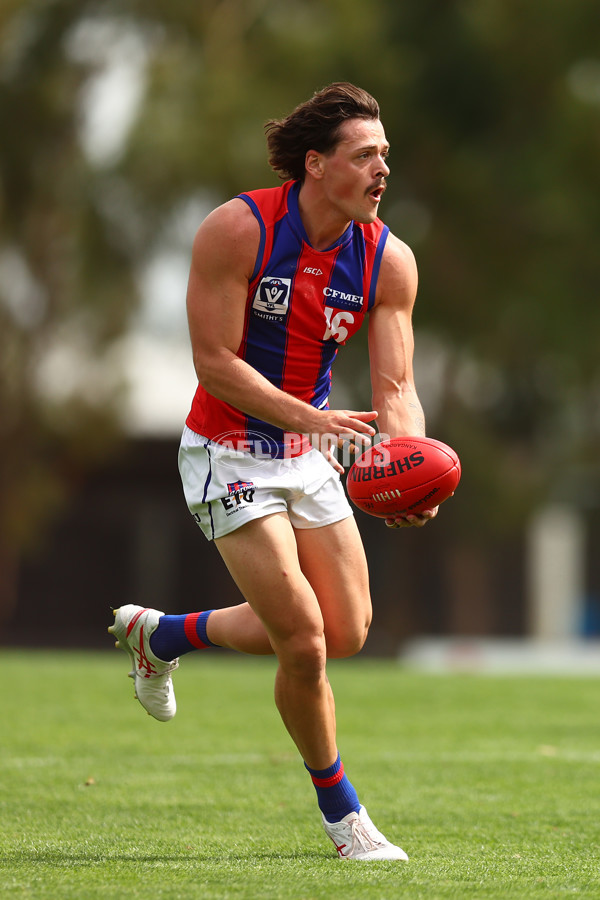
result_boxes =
[276,630,327,682]
[326,612,372,659]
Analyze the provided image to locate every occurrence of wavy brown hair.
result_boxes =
[265,82,380,183]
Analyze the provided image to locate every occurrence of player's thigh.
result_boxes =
[293,515,372,658]
[214,512,325,652]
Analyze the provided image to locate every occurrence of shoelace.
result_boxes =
[150,659,179,679]
[135,658,179,685]
[349,818,386,854]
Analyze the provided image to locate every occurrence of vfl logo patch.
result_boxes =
[253,276,291,318]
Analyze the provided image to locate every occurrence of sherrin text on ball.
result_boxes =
[346,436,461,518]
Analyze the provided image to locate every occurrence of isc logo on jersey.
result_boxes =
[253,277,291,319]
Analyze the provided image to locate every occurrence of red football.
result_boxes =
[346,436,461,518]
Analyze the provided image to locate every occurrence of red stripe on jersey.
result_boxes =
[280,241,341,401]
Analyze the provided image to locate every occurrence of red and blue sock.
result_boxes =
[305,752,361,823]
[149,611,217,661]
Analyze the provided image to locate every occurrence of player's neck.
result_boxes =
[296,182,351,251]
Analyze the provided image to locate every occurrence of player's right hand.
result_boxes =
[308,409,378,474]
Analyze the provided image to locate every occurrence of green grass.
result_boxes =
[1,650,599,899]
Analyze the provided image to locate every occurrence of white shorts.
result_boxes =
[178,426,353,541]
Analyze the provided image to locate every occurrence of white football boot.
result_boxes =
[322,806,409,861]
[108,605,178,722]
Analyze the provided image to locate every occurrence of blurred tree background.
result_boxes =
[1,0,599,633]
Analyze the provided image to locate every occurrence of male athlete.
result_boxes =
[109,83,437,861]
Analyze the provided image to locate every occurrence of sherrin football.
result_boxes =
[346,436,461,518]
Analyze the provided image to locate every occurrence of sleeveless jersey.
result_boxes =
[186,180,390,458]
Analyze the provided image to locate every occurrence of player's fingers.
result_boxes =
[385,507,439,529]
[323,447,344,474]
[417,507,439,520]
[336,437,361,456]
[348,410,378,425]
[339,411,378,436]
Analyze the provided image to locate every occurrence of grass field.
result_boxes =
[1,650,599,899]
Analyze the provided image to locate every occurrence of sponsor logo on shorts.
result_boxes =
[220,481,256,514]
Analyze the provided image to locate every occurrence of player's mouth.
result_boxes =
[367,182,386,203]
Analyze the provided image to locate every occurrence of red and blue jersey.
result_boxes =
[186,180,389,457]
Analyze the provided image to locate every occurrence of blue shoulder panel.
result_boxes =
[237,193,267,283]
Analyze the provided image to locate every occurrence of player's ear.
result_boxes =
[305,150,324,180]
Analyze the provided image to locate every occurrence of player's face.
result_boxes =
[318,118,390,224]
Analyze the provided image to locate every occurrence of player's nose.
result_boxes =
[375,155,389,178]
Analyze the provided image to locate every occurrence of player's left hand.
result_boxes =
[384,507,439,528]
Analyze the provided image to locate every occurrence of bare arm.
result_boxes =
[186,200,377,468]
[368,233,436,526]
[368,233,425,438]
